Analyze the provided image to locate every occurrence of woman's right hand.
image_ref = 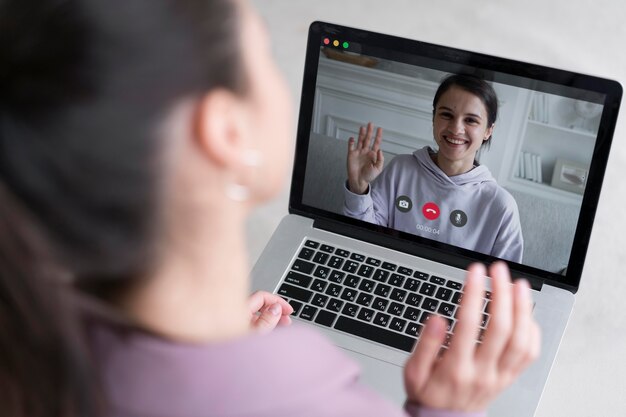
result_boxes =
[346,122,385,195]
[403,262,540,412]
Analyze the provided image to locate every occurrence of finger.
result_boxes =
[278,314,293,326]
[374,149,385,170]
[497,279,532,373]
[362,122,374,150]
[356,125,366,149]
[447,263,485,361]
[348,137,355,153]
[248,291,293,317]
[404,315,447,394]
[252,302,283,333]
[372,127,383,152]
[476,262,513,362]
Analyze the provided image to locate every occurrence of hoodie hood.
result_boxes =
[412,146,496,187]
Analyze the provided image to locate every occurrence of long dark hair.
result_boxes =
[433,74,498,148]
[0,0,245,415]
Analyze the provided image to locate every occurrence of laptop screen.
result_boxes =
[290,22,622,290]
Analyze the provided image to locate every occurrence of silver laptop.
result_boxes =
[251,21,622,416]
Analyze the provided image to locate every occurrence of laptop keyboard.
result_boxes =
[276,239,492,353]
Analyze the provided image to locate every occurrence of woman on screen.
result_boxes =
[344,74,524,263]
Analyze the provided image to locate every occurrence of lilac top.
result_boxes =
[89,321,485,417]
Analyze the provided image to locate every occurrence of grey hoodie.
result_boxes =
[344,146,523,263]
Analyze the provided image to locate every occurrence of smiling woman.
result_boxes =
[343,74,524,263]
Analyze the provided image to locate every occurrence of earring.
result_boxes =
[225,149,263,202]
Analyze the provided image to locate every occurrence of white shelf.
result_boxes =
[506,177,583,206]
[526,119,597,139]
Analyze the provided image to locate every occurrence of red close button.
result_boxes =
[422,202,440,220]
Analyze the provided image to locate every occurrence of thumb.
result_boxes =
[252,302,282,334]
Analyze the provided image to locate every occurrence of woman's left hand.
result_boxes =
[248,291,293,333]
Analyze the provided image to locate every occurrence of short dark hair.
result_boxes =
[432,74,498,145]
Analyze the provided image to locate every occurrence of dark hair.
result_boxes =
[432,74,498,146]
[0,0,245,415]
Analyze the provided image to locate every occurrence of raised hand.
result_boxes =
[404,262,540,412]
[346,122,385,195]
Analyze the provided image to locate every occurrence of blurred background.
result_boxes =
[248,1,626,415]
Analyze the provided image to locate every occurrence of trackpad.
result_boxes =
[340,346,406,405]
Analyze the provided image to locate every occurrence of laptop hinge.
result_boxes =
[314,217,546,292]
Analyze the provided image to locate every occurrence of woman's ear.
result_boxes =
[193,89,249,170]
[484,123,495,142]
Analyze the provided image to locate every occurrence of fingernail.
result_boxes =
[269,303,281,316]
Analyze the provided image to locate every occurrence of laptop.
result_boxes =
[251,21,622,416]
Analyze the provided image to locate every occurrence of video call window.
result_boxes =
[302,46,604,274]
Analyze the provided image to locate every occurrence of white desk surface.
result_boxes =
[248,1,626,415]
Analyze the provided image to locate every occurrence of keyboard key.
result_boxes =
[355,293,373,306]
[485,291,492,300]
[357,264,375,278]
[342,261,359,273]
[484,301,491,313]
[373,283,391,297]
[390,288,407,303]
[372,297,389,311]
[340,287,357,302]
[311,294,328,308]
[372,268,389,282]
[313,266,330,279]
[320,244,335,253]
[288,300,303,316]
[406,292,423,307]
[398,266,413,276]
[342,302,359,317]
[328,270,345,284]
[284,271,313,288]
[327,298,344,312]
[334,316,417,352]
[381,261,397,271]
[358,279,375,293]
[403,306,420,321]
[452,291,463,305]
[344,274,360,288]
[304,240,320,249]
[312,252,329,265]
[422,297,439,312]
[278,284,313,303]
[405,323,423,337]
[388,273,405,287]
[366,257,381,267]
[350,253,366,262]
[419,311,433,324]
[480,314,489,328]
[299,305,318,321]
[438,302,455,317]
[414,271,429,280]
[325,283,342,297]
[327,256,344,269]
[335,249,350,258]
[430,276,446,286]
[419,283,436,296]
[390,318,407,332]
[292,259,315,274]
[374,312,391,327]
[315,310,337,327]
[435,287,453,301]
[388,302,405,316]
[311,279,327,293]
[446,281,463,290]
[404,278,420,292]
[357,307,374,322]
[298,248,315,260]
